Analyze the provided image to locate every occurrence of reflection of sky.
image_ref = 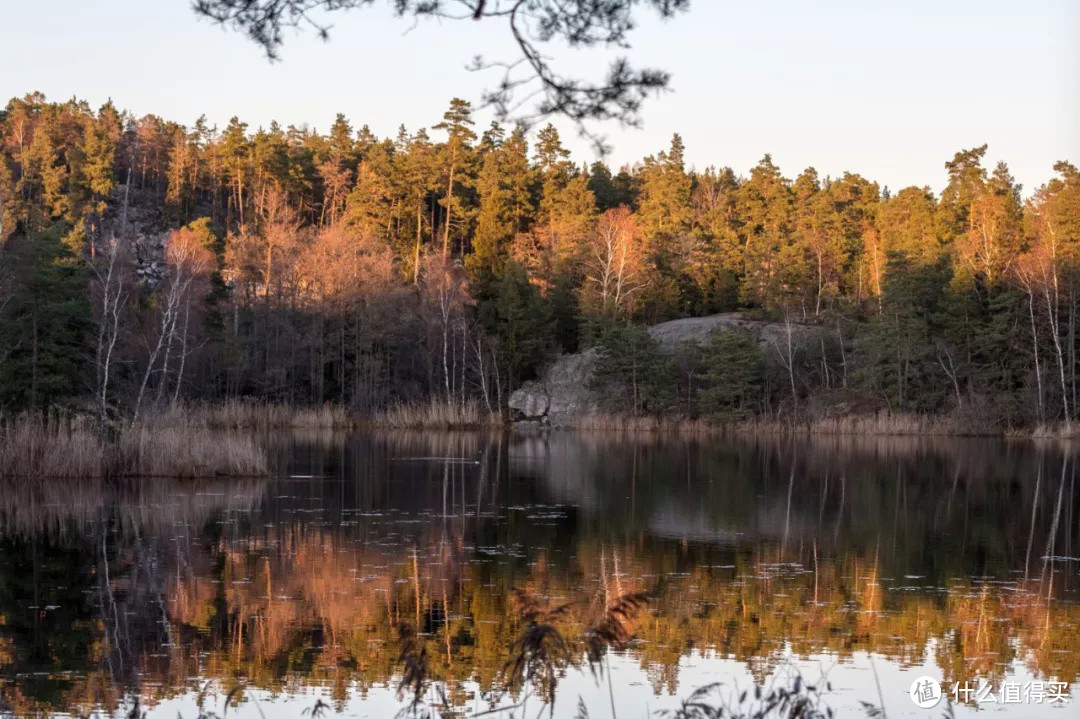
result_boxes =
[139,648,1076,718]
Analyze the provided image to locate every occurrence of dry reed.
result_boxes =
[372,399,500,429]
[0,414,106,478]
[570,410,1002,437]
[161,400,354,429]
[0,412,267,479]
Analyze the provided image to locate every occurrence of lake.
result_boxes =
[1,432,1078,718]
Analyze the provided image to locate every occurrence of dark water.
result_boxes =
[1,432,1079,718]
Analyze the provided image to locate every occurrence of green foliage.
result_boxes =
[854,252,951,411]
[0,91,1076,426]
[698,329,764,421]
[0,223,92,410]
[479,261,554,389]
[588,319,675,414]
[467,125,532,292]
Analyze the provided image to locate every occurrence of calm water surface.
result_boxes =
[1,432,1079,718]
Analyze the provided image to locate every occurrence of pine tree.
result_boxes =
[434,98,476,259]
[480,260,553,392]
[738,154,793,310]
[588,320,675,414]
[0,222,92,411]
[468,124,532,296]
[698,329,765,421]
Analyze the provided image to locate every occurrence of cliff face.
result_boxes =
[508,313,822,426]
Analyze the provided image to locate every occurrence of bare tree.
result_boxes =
[582,206,646,317]
[420,252,471,403]
[1016,254,1045,421]
[92,235,129,431]
[935,340,963,408]
[133,229,214,423]
[769,309,798,407]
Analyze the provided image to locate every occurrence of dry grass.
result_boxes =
[0,414,107,478]
[117,424,267,477]
[570,410,1001,437]
[1017,421,1080,440]
[775,412,975,436]
[161,400,353,429]
[372,399,501,429]
[0,413,267,479]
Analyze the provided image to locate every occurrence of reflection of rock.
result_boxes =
[647,502,742,544]
[509,349,598,426]
[507,434,600,510]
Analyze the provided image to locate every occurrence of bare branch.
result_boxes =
[192,0,689,151]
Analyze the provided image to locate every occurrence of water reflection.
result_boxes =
[0,432,1077,717]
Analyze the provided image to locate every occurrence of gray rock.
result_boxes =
[509,313,825,427]
[508,348,598,426]
[508,381,549,419]
[647,313,760,351]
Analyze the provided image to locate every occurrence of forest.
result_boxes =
[1,92,1079,428]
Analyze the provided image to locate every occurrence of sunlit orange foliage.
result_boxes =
[580,206,648,318]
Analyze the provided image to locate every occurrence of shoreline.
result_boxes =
[5,401,1079,481]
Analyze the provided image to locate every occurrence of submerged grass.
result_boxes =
[0,412,267,479]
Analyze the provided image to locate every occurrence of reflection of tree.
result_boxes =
[0,534,98,712]
[1,433,1079,716]
[6,522,1078,716]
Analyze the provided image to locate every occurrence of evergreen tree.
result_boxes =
[588,320,675,414]
[0,223,92,410]
[737,154,793,310]
[698,329,765,421]
[434,98,476,259]
[468,124,532,296]
[480,260,554,392]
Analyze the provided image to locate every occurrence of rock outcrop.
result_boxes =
[508,348,599,427]
[509,313,824,425]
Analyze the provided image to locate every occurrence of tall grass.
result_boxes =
[117,424,267,477]
[372,399,500,429]
[570,410,998,437]
[162,400,353,429]
[0,412,267,479]
[0,414,107,478]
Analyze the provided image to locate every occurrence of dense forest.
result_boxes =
[0,92,1078,427]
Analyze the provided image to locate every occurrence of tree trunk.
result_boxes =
[1045,285,1069,420]
[413,201,423,284]
[443,153,456,259]
[172,303,190,405]
[1029,291,1044,422]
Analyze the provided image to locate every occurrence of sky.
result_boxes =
[1,0,1077,195]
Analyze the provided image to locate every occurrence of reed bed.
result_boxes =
[0,413,267,479]
[1017,420,1080,440]
[570,410,999,437]
[162,400,354,429]
[766,411,978,436]
[117,424,267,477]
[372,399,501,429]
[0,414,107,478]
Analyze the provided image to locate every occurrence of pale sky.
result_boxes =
[2,0,1077,195]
